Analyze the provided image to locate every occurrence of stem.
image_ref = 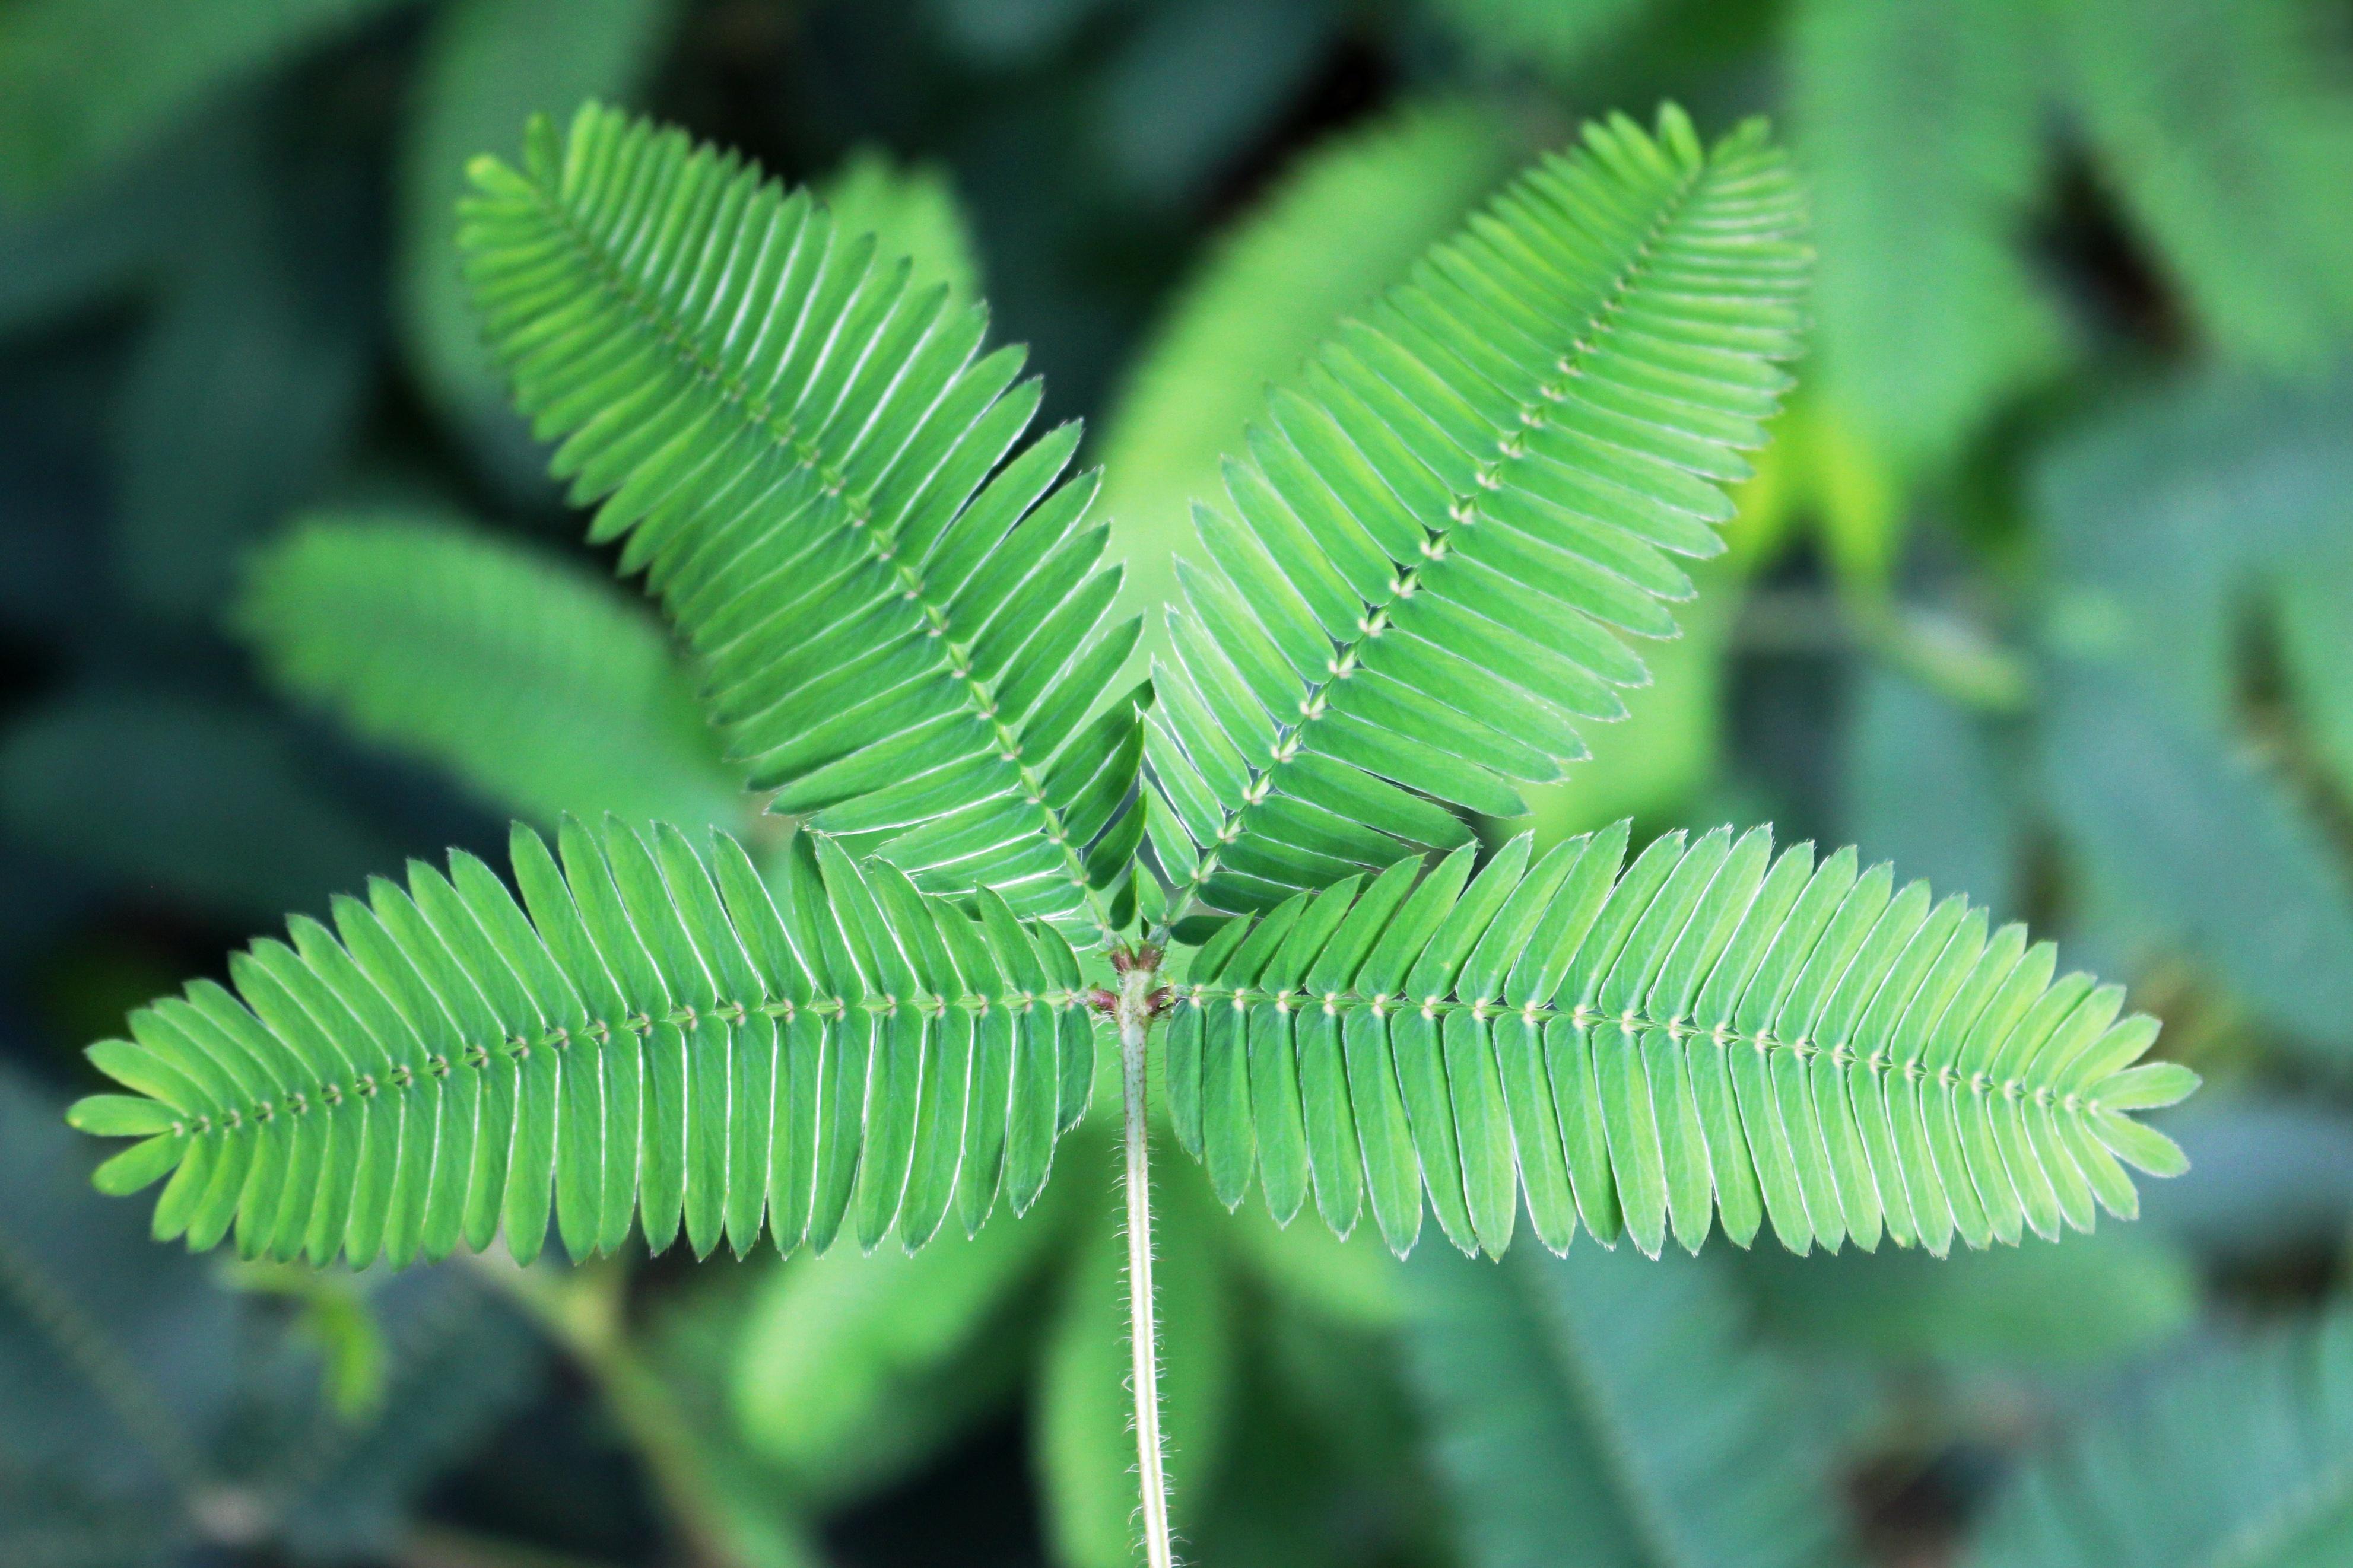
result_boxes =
[1115,956,1176,1568]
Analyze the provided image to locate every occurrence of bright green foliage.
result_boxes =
[68,103,2195,1356]
[2054,0,2353,367]
[398,0,676,453]
[1793,0,2058,473]
[1966,1311,2353,1568]
[236,511,743,832]
[0,0,410,201]
[1142,109,1809,920]
[67,818,1097,1269]
[458,106,1146,942]
[1166,825,2193,1260]
[1406,1242,1852,1568]
[818,147,983,306]
[1098,101,1519,637]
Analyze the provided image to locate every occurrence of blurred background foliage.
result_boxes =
[2,1,2351,1566]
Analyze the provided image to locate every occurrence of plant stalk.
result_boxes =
[1113,952,1175,1568]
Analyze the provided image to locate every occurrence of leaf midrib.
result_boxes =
[153,984,1094,1147]
[516,168,1119,939]
[1161,145,1715,925]
[1179,984,2119,1117]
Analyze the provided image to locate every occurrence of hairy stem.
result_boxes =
[1115,956,1175,1568]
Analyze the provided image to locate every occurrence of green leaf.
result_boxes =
[4,1064,538,1557]
[69,817,1098,1267]
[1036,1142,1233,1568]
[459,105,1144,942]
[2278,548,2353,802]
[1170,825,2193,1257]
[234,511,744,831]
[0,0,412,201]
[1405,1241,1856,1568]
[1098,100,1519,641]
[1844,666,2020,919]
[1742,1226,2197,1366]
[1964,1310,2353,1568]
[2037,369,2353,1064]
[818,146,983,305]
[1793,0,2060,472]
[2053,0,2353,367]
[2045,668,2353,1064]
[1144,106,1811,920]
[397,0,677,485]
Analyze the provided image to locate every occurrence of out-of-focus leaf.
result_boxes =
[262,1270,544,1561]
[1794,0,2059,476]
[2277,549,2353,800]
[2054,0,2353,367]
[1187,1303,1439,1568]
[1405,1242,1856,1568]
[0,158,170,338]
[0,691,399,925]
[1742,1229,2198,1367]
[1845,665,2020,918]
[233,512,742,832]
[0,1472,179,1568]
[0,1065,539,1563]
[111,125,373,621]
[0,0,412,202]
[2044,665,2353,1065]
[1037,1144,1233,1568]
[1964,1311,2353,1568]
[1091,0,1341,209]
[2040,367,2353,718]
[1525,557,1736,842]
[398,0,674,492]
[226,1262,389,1422]
[1422,0,1656,79]
[2139,1099,2353,1262]
[0,1063,233,1500]
[2037,370,2353,1063]
[925,0,1106,63]
[733,1181,1074,1503]
[1224,1200,1403,1330]
[820,146,984,304]
[1098,100,1517,638]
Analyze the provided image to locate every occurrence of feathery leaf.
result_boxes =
[1406,1242,1854,1568]
[1794,0,2059,471]
[1142,106,1810,920]
[2055,0,2353,367]
[397,0,676,463]
[235,511,743,832]
[1098,100,1519,636]
[69,817,1098,1268]
[1166,825,2192,1259]
[458,105,1144,940]
[1965,1311,2353,1568]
